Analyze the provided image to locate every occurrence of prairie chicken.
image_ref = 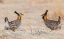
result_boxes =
[41,10,61,30]
[4,11,24,31]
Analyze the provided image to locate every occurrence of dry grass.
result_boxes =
[0,0,64,39]
[53,0,63,19]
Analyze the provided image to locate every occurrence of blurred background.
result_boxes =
[0,0,64,39]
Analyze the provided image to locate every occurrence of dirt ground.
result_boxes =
[0,0,64,39]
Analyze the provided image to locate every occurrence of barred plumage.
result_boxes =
[4,11,24,31]
[41,10,61,30]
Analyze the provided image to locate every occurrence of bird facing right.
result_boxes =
[4,11,24,31]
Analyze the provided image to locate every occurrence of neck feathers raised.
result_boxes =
[14,11,21,20]
[43,15,47,21]
[18,15,21,20]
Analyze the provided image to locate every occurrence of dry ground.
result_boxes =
[0,0,64,39]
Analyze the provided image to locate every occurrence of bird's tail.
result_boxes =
[4,17,9,22]
[4,17,9,30]
[58,16,61,24]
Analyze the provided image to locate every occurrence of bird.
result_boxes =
[41,10,61,30]
[4,11,24,31]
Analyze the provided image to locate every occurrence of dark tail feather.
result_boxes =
[4,17,8,22]
[58,16,61,24]
[14,11,19,15]
[4,17,9,30]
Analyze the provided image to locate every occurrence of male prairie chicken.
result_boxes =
[4,11,24,31]
[41,10,61,30]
